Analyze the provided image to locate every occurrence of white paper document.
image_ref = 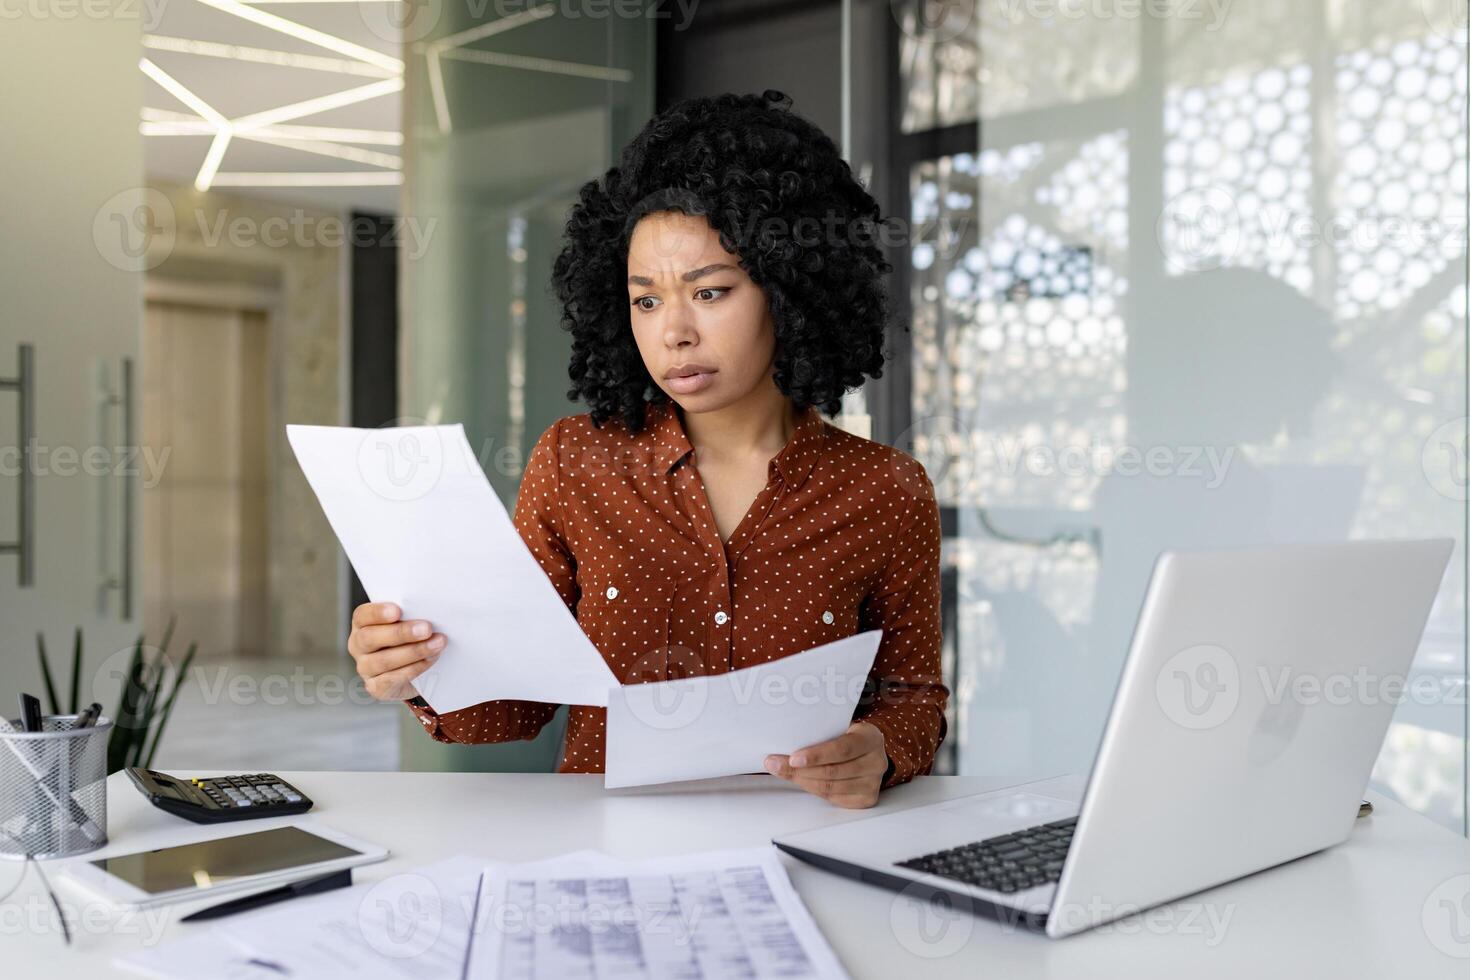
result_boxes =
[117,857,483,980]
[604,630,883,789]
[465,847,850,980]
[287,424,618,711]
[116,932,291,980]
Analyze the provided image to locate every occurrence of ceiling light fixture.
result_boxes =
[140,57,235,191]
[230,76,403,131]
[192,0,403,74]
[143,109,403,146]
[143,34,395,78]
[210,171,404,186]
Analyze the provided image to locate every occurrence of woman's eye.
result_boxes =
[632,288,727,311]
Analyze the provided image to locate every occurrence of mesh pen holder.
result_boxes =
[0,715,111,860]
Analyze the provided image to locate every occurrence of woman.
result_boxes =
[348,91,948,808]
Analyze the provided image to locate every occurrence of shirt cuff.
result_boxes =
[404,696,451,741]
[860,708,935,789]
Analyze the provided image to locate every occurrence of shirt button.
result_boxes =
[714,611,729,626]
[821,611,834,625]
[605,586,619,600]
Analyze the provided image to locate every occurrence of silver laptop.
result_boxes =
[773,539,1453,938]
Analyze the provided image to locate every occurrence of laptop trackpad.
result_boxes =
[937,790,1077,823]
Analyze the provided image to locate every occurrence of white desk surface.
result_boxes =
[7,770,1470,977]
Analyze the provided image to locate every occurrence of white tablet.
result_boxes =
[58,821,388,909]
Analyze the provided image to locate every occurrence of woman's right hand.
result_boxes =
[348,602,447,701]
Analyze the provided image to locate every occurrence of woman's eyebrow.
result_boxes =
[627,263,736,287]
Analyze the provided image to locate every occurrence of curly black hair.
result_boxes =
[550,89,897,434]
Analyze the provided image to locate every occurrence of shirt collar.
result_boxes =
[651,399,826,490]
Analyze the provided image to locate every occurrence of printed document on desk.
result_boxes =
[465,847,851,980]
[211,855,482,979]
[117,856,482,980]
[604,630,883,789]
[287,423,618,711]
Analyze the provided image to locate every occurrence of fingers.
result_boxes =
[349,618,433,659]
[359,635,446,678]
[352,601,401,629]
[774,762,882,809]
[768,754,880,782]
[785,736,858,770]
[764,751,886,809]
[788,724,881,769]
[765,723,888,808]
[364,657,438,701]
[826,792,881,809]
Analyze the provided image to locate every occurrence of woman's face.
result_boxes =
[626,210,777,412]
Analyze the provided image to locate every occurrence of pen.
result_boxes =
[461,870,486,980]
[180,868,355,922]
[19,693,42,733]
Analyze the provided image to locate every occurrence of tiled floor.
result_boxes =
[148,656,400,772]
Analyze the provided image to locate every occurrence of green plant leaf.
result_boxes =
[158,613,177,655]
[132,652,168,767]
[142,641,197,770]
[107,635,146,775]
[36,632,61,716]
[69,627,83,715]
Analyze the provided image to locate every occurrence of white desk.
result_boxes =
[7,771,1470,977]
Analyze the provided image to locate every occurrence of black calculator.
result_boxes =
[126,768,313,824]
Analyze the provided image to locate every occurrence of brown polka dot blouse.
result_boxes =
[407,398,949,789]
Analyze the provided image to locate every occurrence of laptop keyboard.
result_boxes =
[895,817,1077,894]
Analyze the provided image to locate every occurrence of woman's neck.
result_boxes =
[677,387,796,467]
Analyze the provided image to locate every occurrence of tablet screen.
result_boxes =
[90,826,361,895]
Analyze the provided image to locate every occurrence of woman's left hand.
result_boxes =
[765,721,889,808]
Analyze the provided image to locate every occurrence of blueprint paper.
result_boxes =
[464,847,850,979]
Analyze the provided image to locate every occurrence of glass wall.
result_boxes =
[886,0,1467,831]
[400,5,653,771]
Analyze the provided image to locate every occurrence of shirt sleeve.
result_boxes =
[404,418,578,744]
[856,459,949,789]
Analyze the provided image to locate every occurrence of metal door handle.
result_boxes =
[0,343,34,587]
[101,356,134,619]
